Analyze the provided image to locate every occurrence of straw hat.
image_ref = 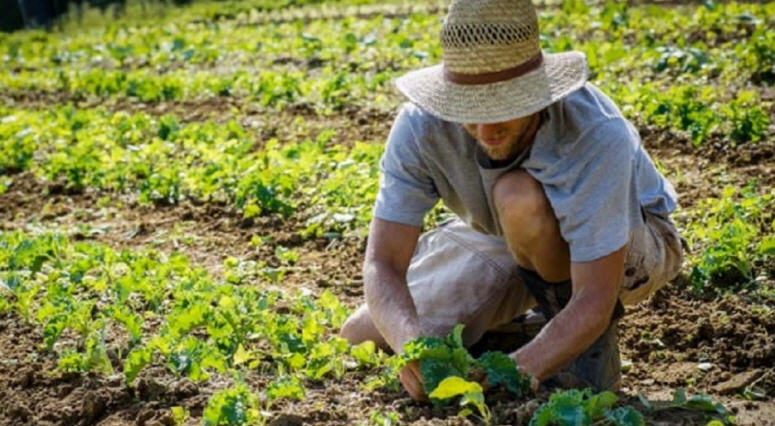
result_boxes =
[396,0,588,124]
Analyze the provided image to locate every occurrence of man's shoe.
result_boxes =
[490,308,547,337]
[544,320,622,392]
[515,266,623,392]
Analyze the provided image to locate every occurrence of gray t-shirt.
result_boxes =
[373,83,678,262]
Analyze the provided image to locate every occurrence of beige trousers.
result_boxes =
[397,212,684,346]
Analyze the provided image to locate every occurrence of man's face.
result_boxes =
[462,113,539,161]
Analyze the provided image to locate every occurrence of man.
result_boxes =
[340,0,684,400]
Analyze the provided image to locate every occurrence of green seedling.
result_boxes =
[530,388,644,426]
[638,388,734,425]
[401,325,532,422]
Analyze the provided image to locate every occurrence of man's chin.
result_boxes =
[480,145,515,162]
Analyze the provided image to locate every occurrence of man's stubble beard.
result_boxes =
[479,139,518,161]
[479,113,540,161]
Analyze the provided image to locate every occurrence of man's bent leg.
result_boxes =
[619,212,684,305]
[341,304,390,351]
[492,170,570,282]
[341,220,535,349]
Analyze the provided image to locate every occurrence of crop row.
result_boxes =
[2,104,773,295]
[2,62,770,147]
[0,106,382,237]
[678,184,775,295]
[3,2,773,83]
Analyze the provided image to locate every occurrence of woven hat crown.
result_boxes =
[441,0,541,75]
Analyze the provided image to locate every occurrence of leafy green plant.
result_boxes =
[684,185,774,293]
[0,229,360,419]
[430,376,491,423]
[638,388,733,425]
[530,388,643,426]
[721,90,770,144]
[266,375,305,402]
[368,410,400,426]
[401,325,532,421]
[203,383,262,426]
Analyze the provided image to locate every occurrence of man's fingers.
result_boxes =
[400,369,424,398]
[399,370,424,400]
[400,363,428,401]
[400,376,422,399]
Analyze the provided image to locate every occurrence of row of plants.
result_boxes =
[0,230,736,425]
[3,0,771,73]
[3,3,772,92]
[0,44,771,145]
[678,184,775,296]
[2,72,769,148]
[0,66,397,110]
[2,105,773,294]
[0,106,382,237]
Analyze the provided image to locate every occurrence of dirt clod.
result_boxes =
[269,413,306,426]
[712,370,762,395]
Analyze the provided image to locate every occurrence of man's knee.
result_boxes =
[340,308,368,344]
[340,305,389,350]
[492,170,554,232]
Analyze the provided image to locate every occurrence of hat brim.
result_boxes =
[395,51,588,124]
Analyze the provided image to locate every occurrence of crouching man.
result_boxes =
[340,0,684,400]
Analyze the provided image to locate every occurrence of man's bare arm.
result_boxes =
[363,217,423,352]
[511,245,626,384]
[363,217,430,400]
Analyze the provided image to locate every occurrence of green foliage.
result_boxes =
[530,388,643,426]
[124,346,153,384]
[0,230,359,416]
[171,406,190,425]
[203,384,261,426]
[477,351,532,398]
[638,388,733,425]
[429,376,490,423]
[654,46,711,74]
[670,388,729,416]
[721,90,770,144]
[741,27,775,85]
[0,108,383,235]
[401,324,476,394]
[369,410,400,426]
[683,185,774,293]
[0,0,772,147]
[350,340,378,366]
[266,375,305,402]
[401,325,532,422]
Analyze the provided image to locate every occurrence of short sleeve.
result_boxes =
[373,105,440,227]
[529,118,644,262]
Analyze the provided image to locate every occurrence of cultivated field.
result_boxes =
[0,0,773,424]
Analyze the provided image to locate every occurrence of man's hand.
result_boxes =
[399,360,428,401]
[511,246,626,384]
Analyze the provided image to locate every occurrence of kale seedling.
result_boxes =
[530,388,644,426]
[401,325,532,422]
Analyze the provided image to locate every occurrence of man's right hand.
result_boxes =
[399,360,428,401]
